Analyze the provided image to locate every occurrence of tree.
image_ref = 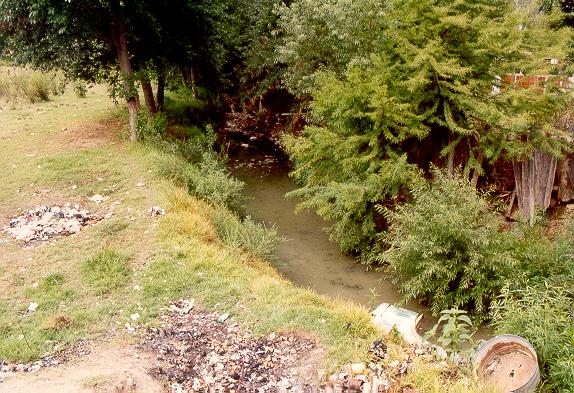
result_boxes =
[282,0,573,262]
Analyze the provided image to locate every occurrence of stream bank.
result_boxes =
[225,132,436,333]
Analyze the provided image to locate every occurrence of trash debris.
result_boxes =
[168,299,195,314]
[148,206,165,217]
[28,303,38,312]
[2,205,100,244]
[216,313,230,323]
[130,313,140,321]
[88,194,109,203]
[143,306,317,392]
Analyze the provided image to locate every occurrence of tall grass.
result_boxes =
[0,67,64,105]
[212,207,284,260]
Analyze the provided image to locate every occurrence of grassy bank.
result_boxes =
[0,83,491,392]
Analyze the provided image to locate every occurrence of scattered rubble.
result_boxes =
[143,300,319,392]
[2,204,100,244]
[319,342,452,393]
[88,194,109,203]
[149,206,166,217]
[0,340,91,382]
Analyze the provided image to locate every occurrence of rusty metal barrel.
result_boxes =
[473,334,540,393]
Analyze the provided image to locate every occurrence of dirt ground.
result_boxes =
[0,340,164,393]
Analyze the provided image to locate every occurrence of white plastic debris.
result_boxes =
[28,303,38,312]
[169,299,195,315]
[2,205,101,244]
[88,194,109,203]
[216,313,230,323]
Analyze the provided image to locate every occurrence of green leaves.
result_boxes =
[383,170,515,319]
[424,308,474,359]
[491,282,574,391]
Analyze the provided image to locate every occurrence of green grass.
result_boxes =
[81,250,132,295]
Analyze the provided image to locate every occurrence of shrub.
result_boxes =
[73,81,88,98]
[81,249,131,295]
[152,144,244,210]
[212,208,284,260]
[136,111,168,141]
[0,68,60,104]
[383,170,515,319]
[490,282,574,392]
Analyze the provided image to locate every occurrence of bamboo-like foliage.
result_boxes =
[282,0,573,263]
[382,171,517,318]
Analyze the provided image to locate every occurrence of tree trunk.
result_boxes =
[141,78,157,115]
[178,64,188,87]
[470,151,484,189]
[189,66,197,98]
[513,149,557,225]
[156,68,165,111]
[112,20,139,142]
[446,134,455,175]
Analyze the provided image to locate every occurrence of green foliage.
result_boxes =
[81,250,131,295]
[212,208,284,260]
[383,171,515,318]
[73,81,87,98]
[284,62,422,259]
[276,0,391,95]
[150,128,244,210]
[283,0,572,269]
[491,282,574,392]
[424,308,474,359]
[136,111,168,141]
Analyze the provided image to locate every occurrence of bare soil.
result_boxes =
[51,118,124,151]
[0,340,163,393]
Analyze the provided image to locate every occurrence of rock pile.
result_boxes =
[2,204,100,243]
[320,341,449,393]
[143,300,318,392]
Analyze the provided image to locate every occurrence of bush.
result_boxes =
[73,81,88,98]
[491,282,574,392]
[136,111,168,141]
[383,170,515,319]
[152,139,244,210]
[212,208,284,260]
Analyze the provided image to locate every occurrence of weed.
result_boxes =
[136,111,167,141]
[81,249,132,295]
[152,148,244,210]
[74,81,88,98]
[491,282,574,391]
[212,207,284,260]
[0,66,65,106]
[424,308,474,360]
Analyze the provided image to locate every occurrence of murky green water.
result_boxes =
[229,147,435,331]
